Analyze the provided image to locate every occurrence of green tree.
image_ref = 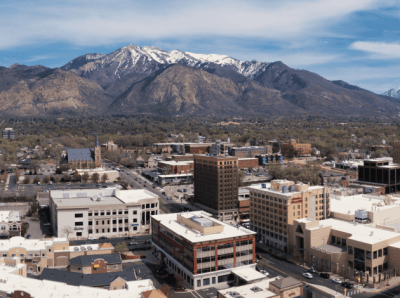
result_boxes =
[114,242,129,254]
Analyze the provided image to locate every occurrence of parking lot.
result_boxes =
[163,184,194,200]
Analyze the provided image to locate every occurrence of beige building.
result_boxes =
[290,218,400,284]
[248,180,330,252]
[0,211,21,238]
[102,141,118,151]
[49,188,159,239]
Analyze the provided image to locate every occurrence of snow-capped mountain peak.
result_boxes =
[383,87,400,99]
[63,44,270,79]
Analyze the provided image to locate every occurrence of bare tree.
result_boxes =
[91,173,100,183]
[82,173,89,183]
[43,175,50,184]
[33,175,41,184]
[62,226,74,239]
[160,284,172,298]
[54,174,61,183]
[23,176,31,184]
[174,274,185,289]
[101,173,108,183]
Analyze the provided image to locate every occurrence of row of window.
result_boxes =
[88,226,138,234]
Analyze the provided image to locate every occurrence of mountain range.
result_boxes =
[0,44,399,117]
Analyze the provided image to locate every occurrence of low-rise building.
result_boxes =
[69,253,122,274]
[49,188,159,239]
[0,259,155,297]
[281,139,311,157]
[256,154,283,165]
[0,236,114,275]
[170,154,194,162]
[217,276,303,298]
[157,173,193,185]
[248,181,330,253]
[157,160,194,174]
[289,218,400,281]
[229,146,270,158]
[184,143,212,154]
[238,188,250,227]
[151,211,257,290]
[0,211,21,238]
[102,141,118,151]
[2,127,15,139]
[238,158,259,169]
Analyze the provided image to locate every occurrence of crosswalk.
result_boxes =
[344,289,361,296]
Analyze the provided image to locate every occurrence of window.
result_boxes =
[78,267,82,271]
[197,280,201,287]
[373,251,377,259]
[75,213,83,218]
[133,227,137,231]
[100,212,104,216]
[384,247,388,255]
[212,277,216,284]
[89,221,92,226]
[89,212,93,216]
[348,246,353,254]
[133,218,137,223]
[33,260,37,264]
[133,210,137,214]
[75,222,83,226]
[113,286,116,290]
[124,210,128,214]
[378,249,382,258]
[366,251,371,260]
[203,278,210,286]
[114,265,118,269]
[77,232,82,236]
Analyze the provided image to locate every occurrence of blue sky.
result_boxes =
[1,0,400,93]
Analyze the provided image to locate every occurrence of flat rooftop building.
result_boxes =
[0,211,21,238]
[248,181,330,253]
[151,211,257,290]
[49,188,159,239]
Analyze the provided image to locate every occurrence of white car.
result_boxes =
[332,279,342,284]
[130,241,139,245]
[88,236,97,240]
[303,273,313,279]
[260,270,269,276]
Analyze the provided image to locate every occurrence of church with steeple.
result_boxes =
[65,136,102,169]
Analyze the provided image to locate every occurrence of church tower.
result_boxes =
[94,135,101,168]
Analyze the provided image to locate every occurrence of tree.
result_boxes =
[23,176,31,184]
[63,174,71,182]
[101,173,108,183]
[43,175,50,184]
[91,172,100,183]
[114,242,129,254]
[15,168,20,184]
[33,175,41,184]
[72,172,81,182]
[174,274,185,289]
[160,284,173,298]
[54,174,61,183]
[62,226,74,239]
[82,173,89,183]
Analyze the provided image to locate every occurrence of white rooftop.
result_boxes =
[248,182,324,197]
[0,211,21,223]
[158,160,193,166]
[152,211,255,243]
[217,277,277,298]
[232,267,267,282]
[317,218,400,245]
[115,189,158,204]
[331,194,400,215]
[0,236,67,252]
[0,262,154,298]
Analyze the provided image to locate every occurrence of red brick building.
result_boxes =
[184,143,212,154]
[238,158,258,169]
[281,139,311,157]
[158,160,193,174]
[151,211,256,290]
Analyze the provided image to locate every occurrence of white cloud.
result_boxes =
[350,41,400,59]
[0,0,394,50]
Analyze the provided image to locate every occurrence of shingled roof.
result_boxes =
[67,148,94,162]
[39,268,136,287]
[69,253,121,266]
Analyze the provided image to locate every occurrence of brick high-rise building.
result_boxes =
[194,155,239,223]
[248,180,330,253]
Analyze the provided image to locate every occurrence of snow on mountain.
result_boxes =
[383,87,400,99]
[63,44,270,79]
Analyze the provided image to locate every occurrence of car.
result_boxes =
[126,173,129,175]
[177,189,183,192]
[145,240,151,244]
[99,236,108,240]
[303,273,313,279]
[101,185,107,188]
[341,176,347,180]
[307,268,317,273]
[161,191,166,195]
[256,254,263,259]
[139,182,142,184]
[257,174,264,177]
[125,236,134,240]
[37,182,40,185]
[43,223,51,226]
[260,270,269,276]
[140,255,147,259]
[319,273,330,279]
[130,241,139,245]
[144,184,147,187]
[332,278,342,284]
[341,282,354,289]
[167,197,173,200]
[26,234,31,239]
[88,236,97,240]
[96,183,101,187]
[135,178,138,181]
[49,181,52,185]
[183,189,187,192]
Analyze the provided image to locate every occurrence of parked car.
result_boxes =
[101,185,107,188]
[99,236,108,240]
[319,273,330,279]
[260,270,269,276]
[307,268,317,273]
[43,223,51,226]
[125,236,134,240]
[88,236,97,240]
[341,282,354,289]
[96,183,101,187]
[183,189,187,192]
[26,234,31,239]
[177,189,183,192]
[303,273,313,279]
[135,178,138,181]
[332,278,342,284]
[130,241,139,245]
[167,197,173,200]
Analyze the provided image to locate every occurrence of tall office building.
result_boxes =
[194,155,239,223]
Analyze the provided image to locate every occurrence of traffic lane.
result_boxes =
[258,252,344,291]
[69,235,151,246]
